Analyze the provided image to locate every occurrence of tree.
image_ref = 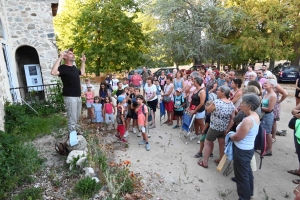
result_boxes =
[225,0,300,68]
[54,0,147,75]
[145,0,238,66]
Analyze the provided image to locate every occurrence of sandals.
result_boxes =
[168,121,173,126]
[288,169,300,177]
[264,151,272,156]
[293,179,300,184]
[272,138,276,143]
[276,130,287,136]
[194,152,203,158]
[198,160,208,168]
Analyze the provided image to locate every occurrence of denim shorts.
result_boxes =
[261,112,274,134]
[195,110,205,119]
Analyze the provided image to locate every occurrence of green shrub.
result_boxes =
[13,187,44,200]
[97,151,108,172]
[115,168,134,194]
[74,177,101,199]
[0,131,44,199]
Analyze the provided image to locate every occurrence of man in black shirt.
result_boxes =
[51,48,86,132]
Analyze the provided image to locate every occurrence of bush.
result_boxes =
[0,131,44,199]
[74,177,101,199]
[13,187,44,200]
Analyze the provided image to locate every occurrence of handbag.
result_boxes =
[163,96,171,102]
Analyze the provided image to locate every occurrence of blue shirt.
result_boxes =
[174,95,184,111]
[156,85,161,95]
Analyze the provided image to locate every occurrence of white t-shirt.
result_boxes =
[263,70,273,78]
[110,78,119,91]
[82,84,95,93]
[122,84,129,89]
[144,84,157,101]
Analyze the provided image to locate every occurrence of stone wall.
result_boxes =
[0,0,59,131]
[5,0,59,85]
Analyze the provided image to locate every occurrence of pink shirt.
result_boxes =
[131,75,142,86]
[137,104,147,126]
[104,103,113,114]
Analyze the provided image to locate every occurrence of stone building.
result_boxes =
[0,0,59,131]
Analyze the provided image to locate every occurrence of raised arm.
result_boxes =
[80,53,86,75]
[51,51,66,76]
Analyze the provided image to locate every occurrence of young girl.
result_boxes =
[92,96,103,130]
[84,86,95,121]
[154,80,161,108]
[103,96,115,130]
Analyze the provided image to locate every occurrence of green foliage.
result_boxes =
[74,177,101,199]
[97,151,108,172]
[4,106,67,140]
[13,187,44,200]
[54,0,147,74]
[0,131,44,199]
[146,0,237,65]
[115,167,134,194]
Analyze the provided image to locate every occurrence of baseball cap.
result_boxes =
[176,88,182,92]
[117,96,125,103]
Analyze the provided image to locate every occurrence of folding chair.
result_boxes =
[179,111,196,144]
[223,160,234,176]
[160,101,166,126]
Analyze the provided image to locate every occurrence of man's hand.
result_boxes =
[80,53,86,63]
[59,51,67,59]
[294,113,300,119]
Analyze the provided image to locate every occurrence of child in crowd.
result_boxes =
[114,82,124,104]
[92,96,103,130]
[173,88,185,129]
[116,96,127,143]
[103,96,115,130]
[122,78,129,89]
[82,78,95,93]
[194,100,214,158]
[130,87,140,135]
[110,74,119,91]
[154,80,161,108]
[84,86,95,121]
[125,85,134,137]
[136,95,150,151]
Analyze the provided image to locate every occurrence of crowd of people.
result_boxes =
[52,50,300,199]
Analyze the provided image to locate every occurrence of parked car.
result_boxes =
[272,65,300,82]
[153,68,176,78]
[128,69,151,81]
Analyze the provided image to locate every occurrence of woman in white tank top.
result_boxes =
[229,94,261,200]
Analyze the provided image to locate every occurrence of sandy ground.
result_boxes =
[104,83,299,200]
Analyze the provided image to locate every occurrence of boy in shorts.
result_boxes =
[136,95,150,151]
[194,100,214,158]
[115,96,127,143]
[173,88,185,129]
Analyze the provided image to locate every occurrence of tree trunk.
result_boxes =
[217,59,220,70]
[269,58,275,70]
[193,58,202,66]
[291,41,300,66]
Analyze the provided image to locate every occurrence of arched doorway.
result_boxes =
[15,46,44,101]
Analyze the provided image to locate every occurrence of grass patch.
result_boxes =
[9,114,67,140]
[74,177,101,199]
[0,131,44,199]
[13,187,44,200]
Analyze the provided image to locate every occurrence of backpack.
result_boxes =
[254,124,267,169]
[55,141,69,156]
[142,104,152,122]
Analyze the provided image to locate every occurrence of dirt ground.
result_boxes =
[111,82,298,200]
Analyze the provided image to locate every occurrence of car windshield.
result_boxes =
[129,71,134,75]
[283,66,299,72]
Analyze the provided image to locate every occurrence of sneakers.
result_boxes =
[137,132,141,137]
[132,128,137,134]
[197,140,200,144]
[173,125,179,129]
[124,131,129,138]
[190,135,199,140]
[139,140,146,145]
[120,138,127,143]
[146,143,151,151]
[147,134,151,138]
